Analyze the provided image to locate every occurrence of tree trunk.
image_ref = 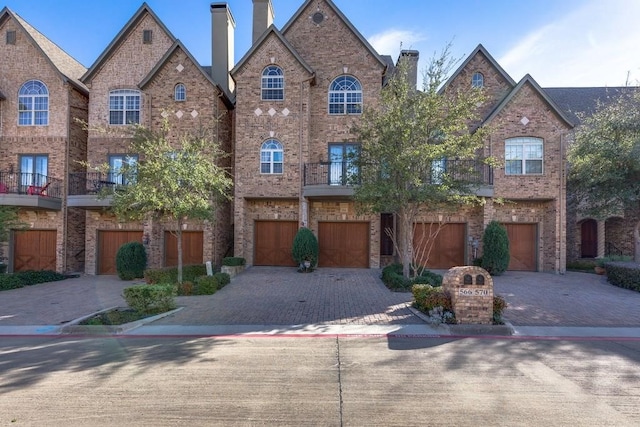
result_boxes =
[177,219,184,284]
[397,206,414,279]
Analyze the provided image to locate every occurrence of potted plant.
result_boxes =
[291,227,319,273]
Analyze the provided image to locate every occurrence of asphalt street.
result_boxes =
[1,335,639,426]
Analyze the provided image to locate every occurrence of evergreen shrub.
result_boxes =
[481,221,510,276]
[291,227,319,271]
[116,241,147,280]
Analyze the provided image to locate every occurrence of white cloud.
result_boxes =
[499,0,640,87]
[368,29,426,60]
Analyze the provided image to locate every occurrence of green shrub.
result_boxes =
[481,221,510,276]
[0,263,6,274]
[177,281,194,296]
[194,275,219,295]
[566,259,598,272]
[605,262,640,292]
[123,284,176,314]
[213,272,230,288]
[411,284,454,323]
[116,241,147,280]
[291,227,319,271]
[222,257,245,267]
[382,263,443,291]
[493,295,508,324]
[0,270,66,291]
[597,255,632,267]
[0,275,26,291]
[144,264,207,285]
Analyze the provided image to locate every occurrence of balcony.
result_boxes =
[0,171,63,210]
[67,172,123,208]
[303,159,494,198]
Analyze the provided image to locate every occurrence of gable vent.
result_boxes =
[143,29,153,44]
[6,30,16,45]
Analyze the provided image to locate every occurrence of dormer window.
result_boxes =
[472,72,484,88]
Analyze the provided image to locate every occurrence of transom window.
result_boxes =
[18,80,48,126]
[329,75,362,115]
[109,89,140,125]
[175,83,186,101]
[261,66,284,100]
[471,72,484,88]
[260,139,283,174]
[505,137,543,175]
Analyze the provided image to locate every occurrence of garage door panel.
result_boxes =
[254,221,298,266]
[503,223,537,271]
[14,230,57,271]
[414,223,466,269]
[165,231,204,267]
[318,222,369,268]
[98,231,143,275]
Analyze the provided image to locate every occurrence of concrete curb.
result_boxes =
[59,306,183,335]
[408,306,514,335]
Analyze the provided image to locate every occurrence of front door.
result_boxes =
[581,219,598,258]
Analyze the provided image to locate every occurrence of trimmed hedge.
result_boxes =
[381,263,443,291]
[481,221,510,276]
[222,257,245,267]
[605,262,640,292]
[116,241,147,280]
[0,270,67,291]
[144,264,208,285]
[213,272,230,288]
[123,283,176,314]
[194,275,219,295]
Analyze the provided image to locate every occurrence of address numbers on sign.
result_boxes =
[459,288,490,297]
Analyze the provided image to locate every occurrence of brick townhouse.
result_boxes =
[1,0,635,275]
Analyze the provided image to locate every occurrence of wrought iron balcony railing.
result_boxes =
[0,171,63,198]
[68,172,133,196]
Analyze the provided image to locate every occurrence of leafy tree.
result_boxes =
[111,119,232,283]
[481,220,510,276]
[0,206,22,243]
[291,227,319,272]
[352,46,489,278]
[568,90,640,214]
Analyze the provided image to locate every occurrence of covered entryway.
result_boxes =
[165,231,204,267]
[581,219,598,258]
[318,222,369,267]
[254,221,298,266]
[413,223,466,269]
[503,223,537,271]
[97,230,143,274]
[13,230,56,271]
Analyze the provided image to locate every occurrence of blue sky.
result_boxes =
[3,0,640,88]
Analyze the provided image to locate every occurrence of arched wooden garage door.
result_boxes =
[254,221,298,266]
[503,223,537,271]
[413,223,466,269]
[164,231,204,267]
[97,230,143,274]
[13,230,56,271]
[318,222,369,268]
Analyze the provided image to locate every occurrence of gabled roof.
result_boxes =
[231,25,314,78]
[280,0,387,69]
[483,74,574,128]
[544,86,637,126]
[0,7,88,95]
[82,2,176,83]
[139,40,234,109]
[440,44,516,94]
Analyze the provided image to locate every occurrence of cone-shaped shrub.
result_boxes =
[116,241,147,280]
[291,227,319,271]
[481,221,510,276]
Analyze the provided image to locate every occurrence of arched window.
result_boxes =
[328,75,362,115]
[18,80,48,126]
[174,83,186,101]
[109,89,141,125]
[260,139,283,174]
[472,72,484,88]
[505,137,543,175]
[261,66,284,100]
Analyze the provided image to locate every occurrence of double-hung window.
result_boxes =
[328,75,362,115]
[18,80,48,126]
[260,139,283,174]
[505,137,543,175]
[109,89,140,125]
[261,66,284,100]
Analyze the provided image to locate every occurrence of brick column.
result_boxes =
[597,220,606,258]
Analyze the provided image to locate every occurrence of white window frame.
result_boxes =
[328,75,362,115]
[109,89,141,125]
[174,83,186,101]
[18,80,48,126]
[505,137,544,175]
[260,139,283,174]
[261,66,284,101]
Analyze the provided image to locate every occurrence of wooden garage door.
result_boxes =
[414,223,466,269]
[318,222,369,268]
[503,223,537,271]
[98,231,143,275]
[165,231,204,267]
[13,230,56,271]
[254,221,298,266]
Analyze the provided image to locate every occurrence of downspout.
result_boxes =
[299,74,315,229]
[559,132,565,274]
[62,84,71,273]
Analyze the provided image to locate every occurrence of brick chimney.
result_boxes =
[211,3,235,95]
[398,50,419,90]
[252,0,274,44]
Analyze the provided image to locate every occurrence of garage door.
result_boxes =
[414,223,466,269]
[318,222,369,268]
[13,230,57,271]
[503,223,537,271]
[254,221,298,266]
[165,231,204,267]
[97,231,143,275]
